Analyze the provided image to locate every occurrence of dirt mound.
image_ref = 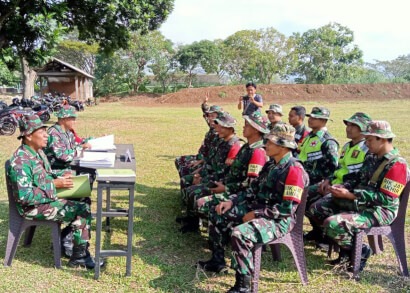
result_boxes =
[115,83,410,106]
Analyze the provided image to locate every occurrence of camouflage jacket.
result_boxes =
[8,144,59,213]
[293,123,310,157]
[197,128,219,161]
[44,123,82,172]
[205,135,242,182]
[299,129,339,185]
[351,148,409,225]
[267,120,284,131]
[231,152,309,221]
[223,139,267,195]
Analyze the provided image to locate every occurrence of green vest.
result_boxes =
[332,140,368,184]
[299,134,325,163]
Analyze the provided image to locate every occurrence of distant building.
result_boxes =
[35,58,94,100]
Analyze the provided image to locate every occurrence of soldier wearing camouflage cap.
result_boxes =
[198,123,309,292]
[307,112,372,246]
[8,114,103,269]
[44,105,91,173]
[310,120,409,272]
[265,104,284,130]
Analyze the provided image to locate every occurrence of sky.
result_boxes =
[160,0,410,62]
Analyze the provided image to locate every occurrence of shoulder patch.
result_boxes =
[247,148,267,177]
[380,161,407,198]
[283,166,305,203]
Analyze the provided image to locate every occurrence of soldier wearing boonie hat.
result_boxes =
[17,114,48,140]
[311,119,409,271]
[243,111,270,134]
[265,124,297,150]
[55,105,78,118]
[265,104,284,130]
[306,106,331,120]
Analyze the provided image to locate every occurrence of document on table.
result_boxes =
[88,134,116,151]
[79,151,116,168]
[56,174,91,198]
[96,169,136,181]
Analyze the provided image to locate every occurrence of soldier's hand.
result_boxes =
[242,211,256,222]
[318,179,330,195]
[54,177,74,189]
[216,200,233,215]
[193,174,201,185]
[204,92,209,103]
[330,186,356,200]
[210,181,225,193]
[82,142,92,150]
[225,158,234,166]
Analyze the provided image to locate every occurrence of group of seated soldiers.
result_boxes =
[175,97,409,293]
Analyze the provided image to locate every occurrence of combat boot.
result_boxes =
[227,272,251,293]
[329,247,351,266]
[348,243,372,272]
[68,243,104,269]
[179,216,200,233]
[61,226,73,258]
[196,247,228,274]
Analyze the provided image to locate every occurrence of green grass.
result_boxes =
[0,100,409,292]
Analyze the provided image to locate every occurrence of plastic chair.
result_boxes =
[350,181,410,279]
[3,160,62,268]
[252,188,309,292]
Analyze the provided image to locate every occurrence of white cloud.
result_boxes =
[160,0,410,62]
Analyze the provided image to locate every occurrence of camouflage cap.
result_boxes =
[343,112,372,131]
[265,124,297,150]
[361,120,396,138]
[17,114,47,139]
[214,111,236,128]
[56,105,77,118]
[243,111,270,134]
[306,106,330,120]
[265,104,283,115]
[206,105,224,114]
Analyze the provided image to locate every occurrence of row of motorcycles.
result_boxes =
[0,94,85,136]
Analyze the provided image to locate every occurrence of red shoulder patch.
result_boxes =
[283,166,305,203]
[380,161,407,198]
[227,142,241,160]
[247,148,267,177]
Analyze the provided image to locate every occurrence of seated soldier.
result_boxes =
[287,105,310,157]
[7,115,103,269]
[310,121,409,271]
[265,104,284,130]
[305,112,372,246]
[179,112,242,233]
[198,124,309,293]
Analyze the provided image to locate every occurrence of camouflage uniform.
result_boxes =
[8,116,91,246]
[311,121,409,249]
[265,104,284,131]
[292,123,310,157]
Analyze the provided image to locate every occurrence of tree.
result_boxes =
[0,0,174,97]
[369,54,410,81]
[293,22,363,84]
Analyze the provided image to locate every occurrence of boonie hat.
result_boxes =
[265,104,283,116]
[56,105,77,118]
[343,112,372,132]
[206,105,224,114]
[243,111,269,134]
[265,124,297,150]
[306,107,331,120]
[214,112,236,129]
[17,114,47,140]
[361,120,395,139]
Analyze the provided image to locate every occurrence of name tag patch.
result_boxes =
[381,178,404,198]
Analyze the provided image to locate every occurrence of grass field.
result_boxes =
[0,100,409,292]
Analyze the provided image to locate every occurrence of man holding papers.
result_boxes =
[8,115,103,269]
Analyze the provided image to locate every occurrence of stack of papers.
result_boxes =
[96,169,136,182]
[79,152,116,168]
[88,134,116,151]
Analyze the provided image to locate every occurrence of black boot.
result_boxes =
[175,215,189,224]
[348,244,372,272]
[179,216,200,233]
[196,247,228,274]
[329,247,351,266]
[68,243,104,269]
[227,273,251,293]
[61,226,73,258]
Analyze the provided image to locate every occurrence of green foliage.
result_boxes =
[218,91,227,98]
[0,60,19,86]
[369,54,410,81]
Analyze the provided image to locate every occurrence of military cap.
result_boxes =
[343,112,372,132]
[361,120,396,139]
[243,111,270,134]
[265,104,283,116]
[55,105,77,118]
[265,123,297,150]
[205,105,224,114]
[214,112,236,128]
[17,114,47,139]
[306,106,331,120]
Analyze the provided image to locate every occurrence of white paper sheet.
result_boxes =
[88,134,116,151]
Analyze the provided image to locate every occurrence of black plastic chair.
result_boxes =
[252,188,309,292]
[3,160,62,268]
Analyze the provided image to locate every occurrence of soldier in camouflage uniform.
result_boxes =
[198,124,309,293]
[7,115,102,269]
[265,104,284,130]
[44,105,91,173]
[306,112,372,246]
[298,107,339,241]
[310,121,409,271]
[178,112,242,233]
[288,105,310,157]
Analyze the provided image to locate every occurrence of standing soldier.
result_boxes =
[237,82,263,116]
[299,106,339,241]
[7,115,103,269]
[265,104,284,130]
[198,124,309,293]
[311,121,409,271]
[288,105,310,156]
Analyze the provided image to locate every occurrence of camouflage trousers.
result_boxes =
[305,184,322,219]
[185,184,211,217]
[310,196,378,249]
[22,199,91,246]
[175,155,201,177]
[230,217,292,275]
